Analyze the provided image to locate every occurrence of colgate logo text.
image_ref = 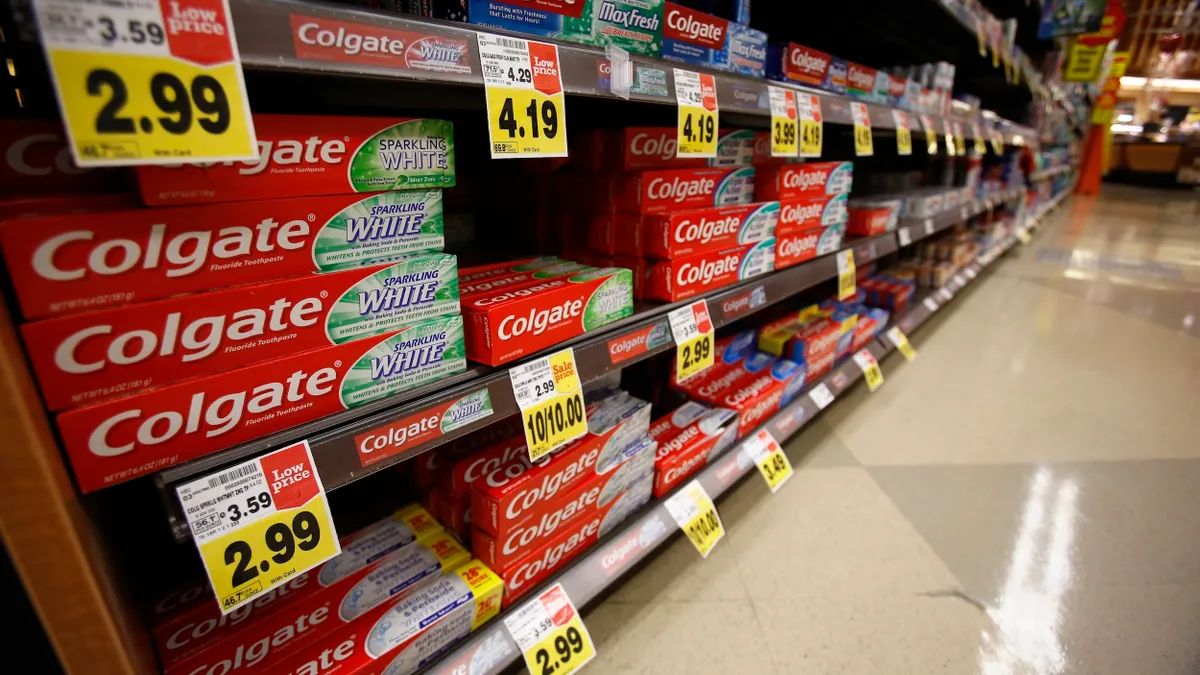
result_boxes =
[782,170,830,192]
[629,132,677,160]
[676,253,738,288]
[665,6,726,49]
[781,202,823,225]
[674,215,740,245]
[502,486,600,555]
[647,176,716,204]
[497,299,582,341]
[508,516,600,592]
[789,48,829,74]
[490,448,600,521]
[778,234,818,259]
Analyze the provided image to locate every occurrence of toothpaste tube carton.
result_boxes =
[846,62,877,100]
[462,267,633,366]
[774,224,845,270]
[715,358,806,436]
[471,395,651,536]
[775,194,849,234]
[662,2,728,68]
[164,532,470,675]
[473,436,655,571]
[458,257,561,285]
[886,75,908,107]
[1,192,449,320]
[582,127,756,171]
[873,70,891,105]
[686,351,774,404]
[822,56,848,95]
[24,256,460,411]
[766,42,831,87]
[499,470,653,607]
[618,167,755,214]
[847,204,894,236]
[260,560,503,675]
[459,261,587,299]
[652,406,738,497]
[645,201,778,259]
[646,239,774,301]
[754,161,853,202]
[649,401,710,442]
[466,0,663,57]
[721,23,767,77]
[785,317,840,378]
[57,316,467,492]
[136,115,455,205]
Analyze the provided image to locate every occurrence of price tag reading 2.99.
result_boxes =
[505,584,596,675]
[510,348,588,463]
[668,299,715,382]
[477,34,567,159]
[674,68,718,158]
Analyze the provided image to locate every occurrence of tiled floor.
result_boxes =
[585,186,1200,674]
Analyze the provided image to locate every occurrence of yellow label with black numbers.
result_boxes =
[800,119,822,157]
[478,34,568,158]
[510,348,587,462]
[675,69,719,157]
[837,249,856,300]
[768,86,798,157]
[665,480,724,558]
[1017,228,1032,245]
[887,327,916,361]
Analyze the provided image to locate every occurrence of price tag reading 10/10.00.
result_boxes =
[505,584,596,675]
[511,348,588,463]
[669,299,715,383]
[675,68,719,158]
[177,440,340,614]
[33,0,257,166]
[478,34,567,159]
[768,85,798,157]
[665,479,725,557]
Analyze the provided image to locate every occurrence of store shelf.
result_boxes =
[1030,164,1074,181]
[894,186,1022,248]
[419,188,1074,675]
[933,0,1039,95]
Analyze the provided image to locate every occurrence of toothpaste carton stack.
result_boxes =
[0,114,467,493]
[754,162,853,271]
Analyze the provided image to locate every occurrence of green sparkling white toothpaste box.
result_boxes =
[135,115,455,205]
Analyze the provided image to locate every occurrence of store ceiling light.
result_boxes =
[1119,76,1200,91]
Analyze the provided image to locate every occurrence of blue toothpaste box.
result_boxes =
[822,57,848,96]
[721,23,767,77]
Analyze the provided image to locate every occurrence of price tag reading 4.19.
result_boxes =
[744,429,793,493]
[892,110,912,156]
[852,349,884,392]
[665,479,724,557]
[669,299,714,383]
[33,0,256,166]
[768,85,798,157]
[674,68,718,157]
[177,440,340,614]
[886,327,917,361]
[478,34,567,159]
[851,102,873,157]
[511,348,587,463]
[505,584,596,675]
[836,249,856,301]
[798,93,823,158]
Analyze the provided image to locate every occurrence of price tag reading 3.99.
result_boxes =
[510,348,588,462]
[477,34,567,159]
[674,68,718,158]
[768,86,798,157]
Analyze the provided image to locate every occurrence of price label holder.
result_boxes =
[505,583,596,675]
[665,479,724,558]
[674,68,718,158]
[1017,228,1032,245]
[176,440,340,614]
[510,348,588,462]
[965,267,977,280]
[836,249,856,300]
[920,114,938,154]
[972,123,986,155]
[744,429,792,493]
[942,120,956,157]
[953,273,966,288]
[892,110,912,156]
[478,34,567,159]
[898,227,912,247]
[798,93,823,158]
[924,218,935,236]
[669,299,715,382]
[886,327,916,361]
[991,131,1004,154]
[851,102,873,156]
[768,86,798,157]
[923,296,939,312]
[809,383,835,409]
[852,349,884,392]
[32,0,256,166]
[953,122,966,156]
[938,287,954,303]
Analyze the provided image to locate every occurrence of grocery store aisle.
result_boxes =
[584,188,1200,675]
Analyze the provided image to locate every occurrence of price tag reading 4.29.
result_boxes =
[478,34,567,159]
[851,102,873,157]
[177,440,340,614]
[674,68,718,157]
[798,93,823,158]
[505,584,596,675]
[669,299,714,382]
[33,0,256,166]
[665,479,724,558]
[744,429,793,493]
[768,85,798,157]
[510,348,588,463]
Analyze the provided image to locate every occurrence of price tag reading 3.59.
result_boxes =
[669,299,714,383]
[505,584,596,675]
[177,440,340,614]
[478,34,567,159]
[674,68,718,158]
[798,93,823,158]
[665,479,724,558]
[768,85,798,157]
[510,348,587,463]
[33,0,256,166]
[851,102,873,157]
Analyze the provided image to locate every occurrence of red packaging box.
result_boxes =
[616,167,755,214]
[0,193,450,320]
[459,261,586,299]
[457,257,560,285]
[685,352,776,404]
[1,119,124,196]
[668,330,758,390]
[887,74,907,101]
[444,434,530,497]
[589,127,709,170]
[411,416,523,491]
[847,206,892,236]
[754,161,854,202]
[648,401,710,443]
[462,267,633,367]
[713,359,806,436]
[57,319,465,492]
[135,115,455,205]
[846,62,877,97]
[472,436,655,571]
[644,202,778,259]
[652,407,739,497]
[587,212,644,257]
[0,192,139,220]
[773,43,832,87]
[647,240,774,302]
[786,317,840,363]
[776,194,849,234]
[774,225,845,270]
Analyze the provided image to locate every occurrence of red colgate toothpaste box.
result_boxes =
[648,400,710,442]
[766,42,832,87]
[57,316,466,492]
[471,394,650,536]
[1,119,124,196]
[459,261,587,299]
[685,351,775,404]
[410,416,523,491]
[785,317,840,378]
[652,407,739,497]
[774,224,846,270]
[714,358,806,437]
[499,470,653,607]
[754,161,854,202]
[462,267,633,367]
[847,205,895,236]
[776,194,849,234]
[0,193,451,320]
[23,256,460,411]
[0,192,139,220]
[162,531,469,675]
[473,435,655,571]
[136,115,455,206]
[846,62,878,99]
[647,239,774,302]
[645,201,778,259]
[617,167,755,214]
[578,127,756,171]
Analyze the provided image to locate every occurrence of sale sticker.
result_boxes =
[674,68,718,157]
[478,34,567,158]
[851,102,873,156]
[506,584,596,675]
[1017,228,1032,245]
[510,348,587,463]
[852,349,883,392]
[798,93,823,158]
[669,299,714,383]
[32,0,257,166]
[743,429,792,493]
[665,479,724,558]
[892,110,912,156]
[176,440,340,614]
[836,249,856,300]
[768,85,798,157]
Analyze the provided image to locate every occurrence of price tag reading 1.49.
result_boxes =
[505,584,596,675]
[851,102,873,157]
[668,299,714,383]
[32,0,256,166]
[665,479,724,558]
[478,34,567,159]
[674,68,718,157]
[510,348,588,463]
[768,85,798,157]
[798,93,823,158]
[176,440,340,614]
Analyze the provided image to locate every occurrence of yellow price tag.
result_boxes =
[851,102,873,157]
[798,93,823,158]
[506,584,596,675]
[991,133,1004,154]
[665,480,724,558]
[992,41,1001,68]
[768,86,798,157]
[973,124,987,155]
[510,348,588,462]
[943,121,956,157]
[893,110,912,156]
[33,0,256,166]
[1017,228,1032,245]
[669,300,715,382]
[836,249,856,301]
[886,327,916,361]
[176,441,341,614]
[478,35,568,159]
[954,122,966,156]
[976,20,988,57]
[744,429,792,493]
[921,114,938,154]
[852,349,884,392]
[674,68,719,157]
